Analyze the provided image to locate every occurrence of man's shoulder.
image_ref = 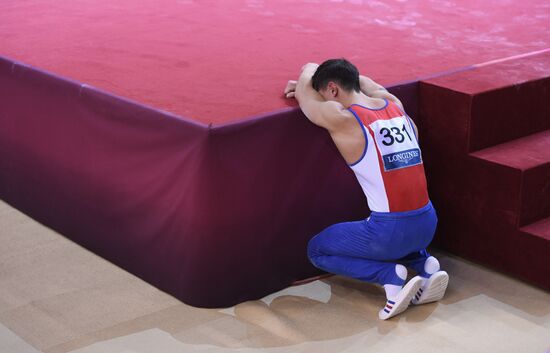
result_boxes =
[322,101,354,119]
[319,101,354,129]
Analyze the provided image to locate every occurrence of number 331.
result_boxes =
[380,124,413,146]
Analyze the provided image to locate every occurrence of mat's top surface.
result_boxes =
[1,0,549,125]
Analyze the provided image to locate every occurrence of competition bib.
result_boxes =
[369,116,422,171]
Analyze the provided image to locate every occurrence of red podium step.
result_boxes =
[418,51,550,290]
[471,130,550,226]
[521,217,550,242]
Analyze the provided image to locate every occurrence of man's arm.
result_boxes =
[293,63,350,131]
[359,75,405,111]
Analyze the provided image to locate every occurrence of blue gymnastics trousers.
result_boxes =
[307,201,438,286]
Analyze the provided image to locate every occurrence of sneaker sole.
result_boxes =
[412,271,449,305]
[379,276,422,320]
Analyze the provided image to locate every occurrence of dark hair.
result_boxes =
[311,58,360,93]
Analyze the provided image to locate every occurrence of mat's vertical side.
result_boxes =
[0,57,212,304]
[186,111,368,305]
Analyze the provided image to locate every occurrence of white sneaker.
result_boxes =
[411,271,449,305]
[379,276,422,320]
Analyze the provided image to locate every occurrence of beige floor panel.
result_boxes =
[0,200,549,353]
[0,323,41,353]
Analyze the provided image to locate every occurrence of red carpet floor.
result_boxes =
[1,0,549,124]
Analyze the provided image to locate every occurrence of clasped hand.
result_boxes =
[283,62,319,98]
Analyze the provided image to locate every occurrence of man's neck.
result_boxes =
[340,91,368,108]
[341,91,385,109]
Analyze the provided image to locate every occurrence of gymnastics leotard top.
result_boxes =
[347,99,429,213]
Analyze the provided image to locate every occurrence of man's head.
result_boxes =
[311,58,360,102]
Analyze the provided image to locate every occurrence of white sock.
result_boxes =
[383,264,407,301]
[420,256,441,286]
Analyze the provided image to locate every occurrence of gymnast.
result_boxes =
[284,59,449,320]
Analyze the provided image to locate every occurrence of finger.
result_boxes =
[286,92,295,98]
[285,81,292,94]
[284,84,295,94]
